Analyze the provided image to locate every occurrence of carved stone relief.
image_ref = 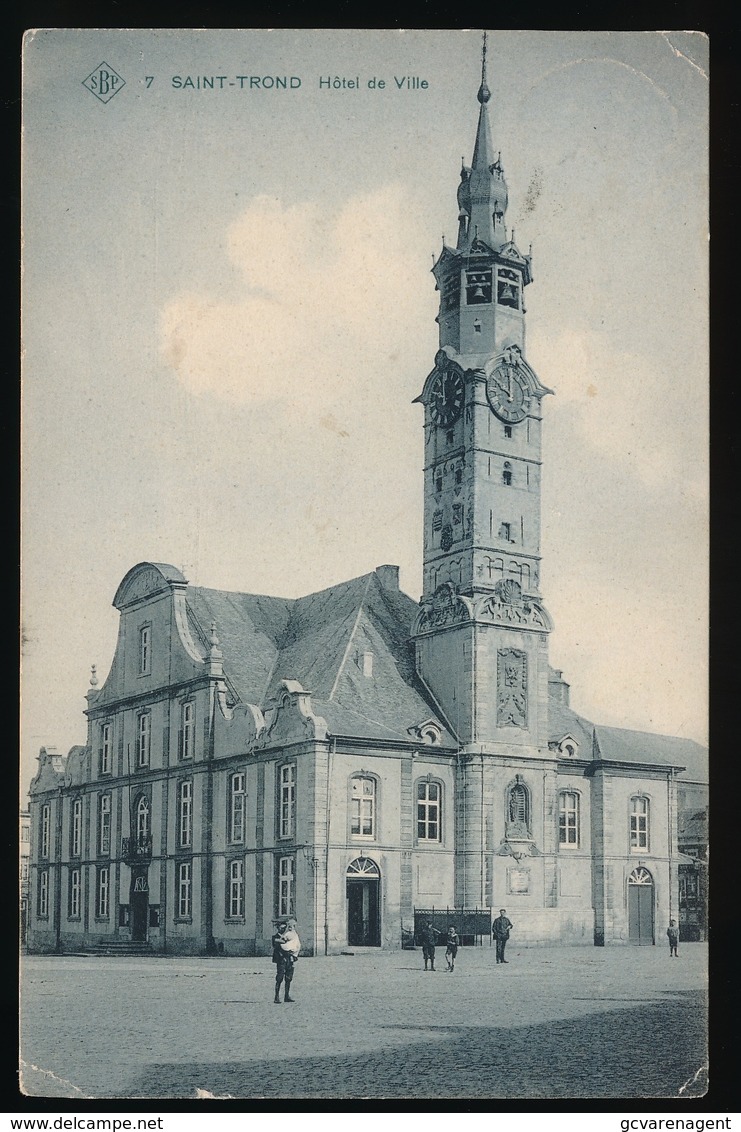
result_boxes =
[414,582,473,634]
[497,648,528,728]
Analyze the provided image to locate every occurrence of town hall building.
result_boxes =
[26,48,707,956]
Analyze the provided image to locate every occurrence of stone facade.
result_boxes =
[25,52,706,957]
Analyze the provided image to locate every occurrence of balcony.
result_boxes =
[121,834,152,861]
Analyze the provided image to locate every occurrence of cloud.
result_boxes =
[160,187,430,411]
[533,326,707,494]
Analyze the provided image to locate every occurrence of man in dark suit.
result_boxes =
[492,909,513,963]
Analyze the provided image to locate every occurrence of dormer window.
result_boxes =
[557,735,579,759]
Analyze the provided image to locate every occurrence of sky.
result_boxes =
[21,29,709,797]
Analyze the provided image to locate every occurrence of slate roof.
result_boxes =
[546,700,708,784]
[187,570,456,745]
[185,567,708,777]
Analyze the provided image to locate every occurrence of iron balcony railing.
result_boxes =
[121,834,152,861]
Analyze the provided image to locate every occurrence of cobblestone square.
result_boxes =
[20,943,707,1100]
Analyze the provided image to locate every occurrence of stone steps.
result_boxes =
[80,939,154,956]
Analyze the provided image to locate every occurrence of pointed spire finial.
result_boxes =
[477,30,491,104]
[210,621,220,650]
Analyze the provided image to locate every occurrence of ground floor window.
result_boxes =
[37,869,49,918]
[228,858,244,918]
[277,855,295,918]
[68,867,81,918]
[96,866,110,919]
[177,860,192,918]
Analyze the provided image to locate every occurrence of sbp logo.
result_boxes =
[83,62,126,103]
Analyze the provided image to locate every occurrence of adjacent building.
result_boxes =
[26,48,707,956]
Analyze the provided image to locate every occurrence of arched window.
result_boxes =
[630,795,650,851]
[135,795,150,842]
[350,776,376,839]
[417,779,442,842]
[502,461,512,486]
[559,791,580,847]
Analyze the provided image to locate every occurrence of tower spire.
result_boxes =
[456,30,507,251]
[478,29,490,105]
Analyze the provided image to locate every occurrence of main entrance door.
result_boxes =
[628,867,654,944]
[130,870,149,942]
[346,857,381,946]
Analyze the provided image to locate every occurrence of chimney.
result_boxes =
[548,669,570,706]
[375,564,400,590]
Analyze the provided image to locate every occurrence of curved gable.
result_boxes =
[113,562,187,610]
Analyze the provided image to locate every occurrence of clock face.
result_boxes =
[429,368,464,427]
[486,363,532,423]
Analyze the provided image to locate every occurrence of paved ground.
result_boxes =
[20,943,708,1101]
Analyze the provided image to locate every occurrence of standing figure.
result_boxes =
[420,921,440,970]
[667,919,679,958]
[272,917,301,1002]
[492,908,513,964]
[445,926,460,971]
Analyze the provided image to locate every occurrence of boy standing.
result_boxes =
[445,926,460,971]
[666,919,679,958]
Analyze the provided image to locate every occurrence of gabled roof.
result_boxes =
[186,566,705,769]
[187,570,456,746]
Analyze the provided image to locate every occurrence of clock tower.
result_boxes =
[412,37,557,906]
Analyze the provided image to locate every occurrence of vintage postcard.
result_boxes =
[20,29,708,1100]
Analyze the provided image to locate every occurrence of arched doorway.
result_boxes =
[346,857,381,946]
[628,866,655,944]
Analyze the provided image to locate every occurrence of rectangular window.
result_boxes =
[96,867,110,919]
[417,781,441,842]
[180,701,195,760]
[137,712,151,767]
[351,776,376,838]
[177,861,192,918]
[630,796,649,850]
[277,855,295,919]
[559,792,580,847]
[179,780,193,848]
[279,764,296,840]
[229,772,246,843]
[228,858,245,918]
[40,804,50,859]
[21,823,30,843]
[68,867,81,918]
[504,425,512,439]
[139,624,151,675]
[499,521,511,541]
[71,798,82,857]
[21,860,29,882]
[99,723,113,775]
[38,869,49,917]
[98,794,111,856]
